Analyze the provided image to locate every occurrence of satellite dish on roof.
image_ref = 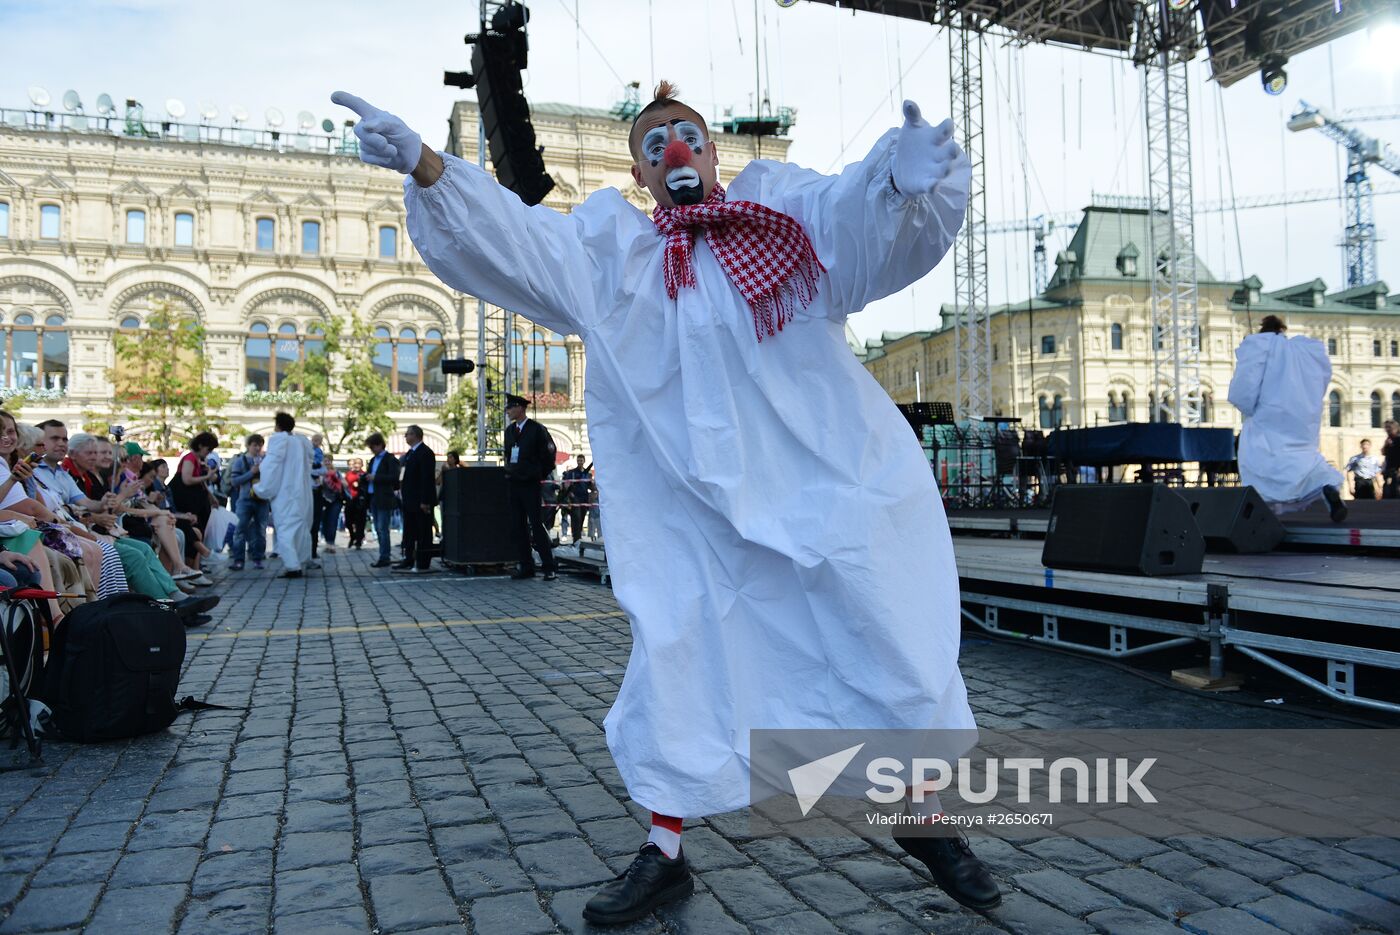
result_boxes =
[28,86,50,108]
[320,118,334,133]
[165,98,186,119]
[297,110,315,131]
[96,93,115,116]
[62,90,83,112]
[199,101,219,121]
[265,107,284,128]
[231,104,249,124]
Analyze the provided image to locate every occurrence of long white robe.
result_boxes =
[1228,332,1342,511]
[404,131,975,817]
[252,430,313,570]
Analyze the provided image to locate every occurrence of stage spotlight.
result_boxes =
[1260,55,1288,95]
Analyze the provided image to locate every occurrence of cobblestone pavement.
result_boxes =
[1,550,1397,935]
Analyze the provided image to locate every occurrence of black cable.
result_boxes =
[965,626,1397,729]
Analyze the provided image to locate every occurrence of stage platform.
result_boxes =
[947,498,1400,552]
[953,536,1400,715]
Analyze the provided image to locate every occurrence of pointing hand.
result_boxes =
[331,91,424,175]
[892,100,971,199]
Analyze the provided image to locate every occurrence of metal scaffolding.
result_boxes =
[1138,0,1201,427]
[949,18,992,422]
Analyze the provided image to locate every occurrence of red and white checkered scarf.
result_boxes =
[652,183,825,342]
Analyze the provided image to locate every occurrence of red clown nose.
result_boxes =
[663,139,692,168]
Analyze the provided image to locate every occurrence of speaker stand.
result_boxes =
[1170,667,1244,692]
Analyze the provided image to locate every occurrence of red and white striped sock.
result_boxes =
[647,812,684,858]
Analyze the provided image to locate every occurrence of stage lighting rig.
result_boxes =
[1260,54,1288,94]
[1244,11,1288,96]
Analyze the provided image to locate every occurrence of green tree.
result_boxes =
[281,316,350,452]
[334,314,397,451]
[110,298,232,451]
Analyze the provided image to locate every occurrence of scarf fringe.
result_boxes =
[750,247,823,342]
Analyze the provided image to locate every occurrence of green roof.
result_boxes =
[1048,206,1220,289]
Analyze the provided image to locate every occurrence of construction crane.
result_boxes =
[984,215,1079,294]
[1288,100,1400,288]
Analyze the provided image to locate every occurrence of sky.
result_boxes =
[3,0,1398,344]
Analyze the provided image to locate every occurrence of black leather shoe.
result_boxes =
[510,569,536,580]
[894,831,1001,911]
[183,613,213,628]
[1323,485,1348,524]
[370,559,391,568]
[279,569,303,579]
[582,844,693,926]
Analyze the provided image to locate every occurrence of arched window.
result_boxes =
[1,313,68,391]
[119,316,140,330]
[1328,390,1342,428]
[373,326,393,384]
[174,212,194,247]
[304,322,325,361]
[1327,337,1337,356]
[1372,391,1383,428]
[0,201,10,237]
[125,209,146,244]
[39,204,60,240]
[301,220,320,255]
[509,329,571,400]
[1040,334,1056,355]
[1110,323,1123,351]
[1374,340,1383,358]
[1121,392,1132,422]
[1052,394,1064,428]
[378,226,397,259]
[245,322,271,391]
[255,217,275,252]
[275,323,299,385]
[396,327,419,393]
[423,329,445,395]
[1108,393,1126,423]
[1200,391,1213,423]
[1038,395,1052,429]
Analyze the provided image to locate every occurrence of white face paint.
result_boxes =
[631,104,720,208]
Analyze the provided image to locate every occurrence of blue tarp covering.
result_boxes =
[1048,423,1236,464]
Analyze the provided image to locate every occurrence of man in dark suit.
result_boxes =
[503,395,557,580]
[561,453,594,545]
[394,424,438,573]
[364,432,400,568]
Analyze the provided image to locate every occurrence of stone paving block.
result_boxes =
[145,784,221,814]
[750,909,845,934]
[205,813,278,852]
[0,818,68,847]
[1166,835,1302,883]
[1180,906,1292,934]
[288,753,348,781]
[223,767,287,798]
[501,808,588,845]
[1018,837,1116,875]
[277,830,354,870]
[190,848,274,897]
[125,810,213,851]
[273,863,364,917]
[272,903,373,935]
[358,840,440,877]
[109,845,201,887]
[1274,871,1400,929]
[704,866,807,920]
[515,837,614,890]
[834,909,927,935]
[87,882,187,932]
[553,782,631,823]
[1256,837,1397,886]
[286,772,350,802]
[49,820,132,857]
[1012,867,1122,916]
[419,793,492,828]
[443,856,534,900]
[1181,865,1275,907]
[655,890,750,935]
[176,884,271,934]
[412,772,476,800]
[579,816,648,859]
[28,850,119,889]
[673,827,750,872]
[1141,848,1208,878]
[215,790,285,821]
[1364,874,1400,903]
[469,890,557,935]
[1340,837,1400,869]
[786,871,877,917]
[740,837,824,879]
[1086,867,1219,919]
[983,891,1094,935]
[367,870,461,930]
[1239,893,1355,935]
[281,799,353,834]
[359,806,429,845]
[830,855,928,895]
[354,778,416,813]
[1084,906,1189,935]
[0,882,102,932]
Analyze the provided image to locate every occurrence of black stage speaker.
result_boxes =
[1043,484,1205,576]
[441,466,516,565]
[1180,486,1284,554]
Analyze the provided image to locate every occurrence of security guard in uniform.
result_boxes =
[503,394,558,580]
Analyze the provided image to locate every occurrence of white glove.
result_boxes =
[331,91,423,175]
[891,100,970,198]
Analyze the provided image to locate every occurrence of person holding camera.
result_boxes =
[228,434,268,571]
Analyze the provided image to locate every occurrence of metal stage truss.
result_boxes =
[949,18,992,428]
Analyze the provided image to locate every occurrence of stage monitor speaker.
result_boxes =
[1043,484,1204,576]
[1180,486,1284,554]
[441,465,516,565]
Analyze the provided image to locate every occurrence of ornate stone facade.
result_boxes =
[0,99,790,460]
[860,206,1400,479]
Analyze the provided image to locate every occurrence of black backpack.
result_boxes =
[40,594,187,743]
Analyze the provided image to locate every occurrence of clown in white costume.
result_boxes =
[1228,315,1347,521]
[333,81,1000,922]
[253,412,315,577]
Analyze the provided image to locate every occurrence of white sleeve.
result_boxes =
[252,434,283,499]
[1228,335,1270,418]
[725,129,967,321]
[404,153,602,337]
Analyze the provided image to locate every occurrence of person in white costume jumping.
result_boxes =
[253,411,315,578]
[333,81,999,923]
[1228,315,1347,523]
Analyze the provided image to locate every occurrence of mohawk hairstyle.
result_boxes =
[628,79,706,158]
